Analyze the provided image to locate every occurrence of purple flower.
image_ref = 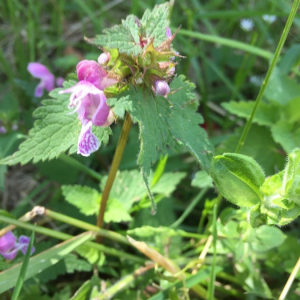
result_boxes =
[0,231,35,260]
[27,63,55,97]
[76,60,118,90]
[59,80,114,156]
[155,80,170,97]
[0,126,7,134]
[28,63,65,97]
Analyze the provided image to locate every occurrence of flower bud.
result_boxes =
[155,80,170,97]
[98,53,111,65]
[210,153,265,207]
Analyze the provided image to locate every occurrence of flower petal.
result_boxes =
[76,60,118,90]
[27,62,53,79]
[20,245,35,256]
[77,121,100,156]
[91,94,110,126]
[28,62,55,95]
[0,248,18,260]
[34,81,45,97]
[0,231,17,253]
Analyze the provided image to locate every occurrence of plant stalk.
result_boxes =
[0,215,144,263]
[279,257,300,300]
[96,113,132,233]
[235,0,300,153]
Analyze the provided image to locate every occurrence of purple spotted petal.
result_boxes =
[0,232,17,253]
[76,60,118,90]
[77,121,100,156]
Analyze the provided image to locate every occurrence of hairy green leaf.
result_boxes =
[87,15,141,56]
[271,119,300,153]
[140,2,170,47]
[62,185,100,216]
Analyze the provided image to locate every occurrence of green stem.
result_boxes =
[94,264,155,299]
[59,154,103,181]
[178,29,272,60]
[235,0,300,153]
[207,205,218,300]
[170,188,208,228]
[44,209,129,245]
[0,215,144,263]
[96,113,132,232]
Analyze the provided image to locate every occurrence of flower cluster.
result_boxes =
[0,231,34,260]
[59,60,117,156]
[28,62,64,97]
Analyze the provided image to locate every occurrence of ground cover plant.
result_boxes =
[1,0,300,299]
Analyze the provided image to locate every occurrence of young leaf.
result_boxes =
[282,148,300,205]
[1,81,111,166]
[210,153,265,207]
[87,15,142,56]
[140,2,170,47]
[62,185,101,216]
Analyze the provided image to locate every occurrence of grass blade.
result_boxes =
[11,229,35,300]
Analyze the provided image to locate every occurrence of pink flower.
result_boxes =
[0,231,35,260]
[59,80,113,156]
[76,60,118,90]
[28,63,55,97]
[155,80,170,97]
[28,63,65,97]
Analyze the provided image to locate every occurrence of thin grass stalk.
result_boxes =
[235,0,300,153]
[0,215,144,263]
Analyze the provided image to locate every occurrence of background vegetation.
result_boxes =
[1,0,300,299]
